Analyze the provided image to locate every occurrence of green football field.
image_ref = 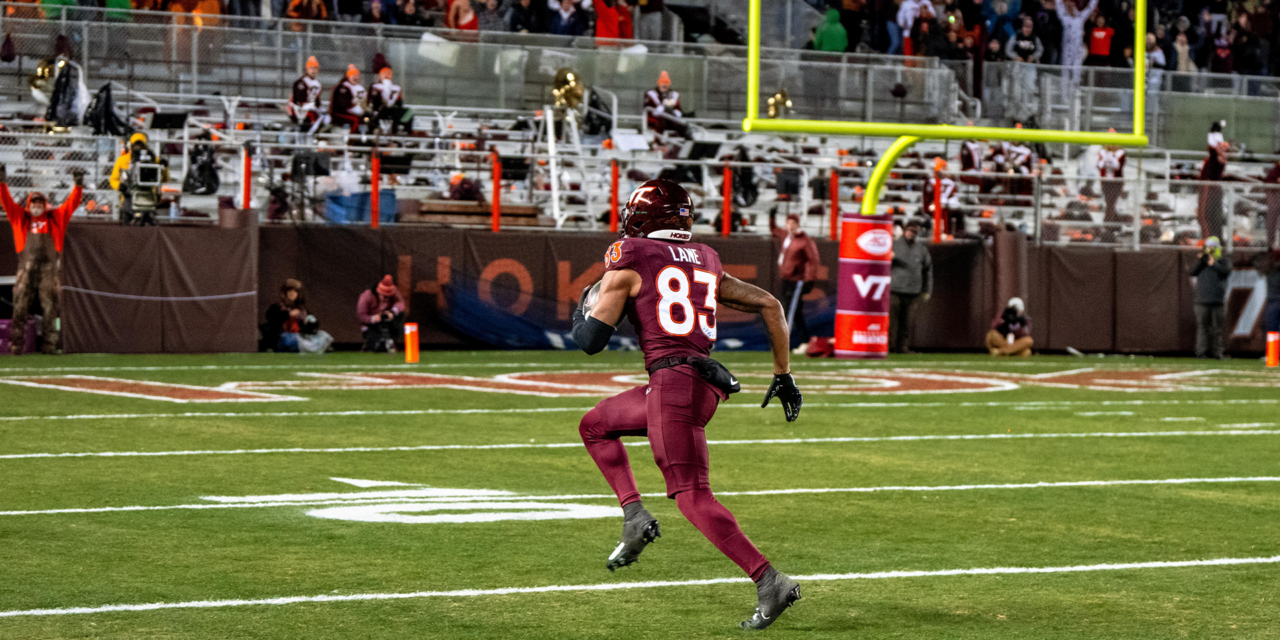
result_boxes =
[0,351,1278,638]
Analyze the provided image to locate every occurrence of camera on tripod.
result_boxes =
[122,146,168,225]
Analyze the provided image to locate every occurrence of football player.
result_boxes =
[571,179,804,630]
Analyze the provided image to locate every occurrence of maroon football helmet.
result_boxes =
[620,179,694,242]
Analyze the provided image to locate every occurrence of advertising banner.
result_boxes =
[834,212,894,358]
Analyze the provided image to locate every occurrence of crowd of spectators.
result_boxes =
[65,0,649,38]
[808,0,1280,80]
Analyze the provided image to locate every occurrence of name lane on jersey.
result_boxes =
[666,246,702,265]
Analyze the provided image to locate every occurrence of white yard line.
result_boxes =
[3,429,1280,461]
[2,476,1277,517]
[0,554,1276,618]
[0,398,1274,424]
[1216,423,1279,429]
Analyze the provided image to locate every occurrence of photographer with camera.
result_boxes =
[1191,236,1232,359]
[109,133,169,226]
[1,163,83,355]
[984,297,1034,357]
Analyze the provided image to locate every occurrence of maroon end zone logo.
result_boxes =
[2,369,1276,402]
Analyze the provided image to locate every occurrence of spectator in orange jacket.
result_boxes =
[2,164,83,354]
[771,211,821,350]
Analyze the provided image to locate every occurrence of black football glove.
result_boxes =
[71,168,84,187]
[0,163,7,183]
[762,373,802,422]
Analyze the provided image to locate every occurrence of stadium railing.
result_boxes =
[870,166,1280,251]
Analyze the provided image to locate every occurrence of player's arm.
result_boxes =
[571,268,641,355]
[720,274,802,421]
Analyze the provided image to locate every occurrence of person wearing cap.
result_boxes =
[889,219,933,354]
[770,210,821,351]
[1,163,83,355]
[357,275,406,353]
[330,65,369,133]
[1192,236,1232,359]
[368,54,411,135]
[644,71,686,137]
[985,297,1034,356]
[288,57,329,134]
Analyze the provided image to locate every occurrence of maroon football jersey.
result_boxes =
[603,237,722,369]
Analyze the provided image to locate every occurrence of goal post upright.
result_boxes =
[740,0,1150,358]
[740,0,1150,214]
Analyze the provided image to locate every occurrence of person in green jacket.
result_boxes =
[106,0,134,23]
[39,0,76,21]
[813,9,848,53]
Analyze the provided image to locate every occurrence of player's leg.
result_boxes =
[578,385,660,571]
[647,367,800,629]
[579,385,648,506]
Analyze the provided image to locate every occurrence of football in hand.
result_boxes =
[582,281,603,319]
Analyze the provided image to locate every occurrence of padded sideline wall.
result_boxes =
[0,223,1270,354]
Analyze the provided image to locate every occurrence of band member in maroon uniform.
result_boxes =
[368,55,411,135]
[288,56,328,134]
[330,65,368,133]
[1,164,82,354]
[643,71,686,137]
[571,179,804,630]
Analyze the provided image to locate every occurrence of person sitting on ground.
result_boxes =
[358,275,406,353]
[262,279,306,352]
[985,297,1034,356]
[262,279,336,354]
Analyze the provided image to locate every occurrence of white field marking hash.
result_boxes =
[0,376,304,403]
[1075,411,1136,416]
[0,398,1275,424]
[1216,422,1279,429]
[0,554,1277,618]
[4,428,1280,461]
[2,476,1278,517]
[1160,417,1206,422]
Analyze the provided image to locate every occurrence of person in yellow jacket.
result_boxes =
[110,132,169,225]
